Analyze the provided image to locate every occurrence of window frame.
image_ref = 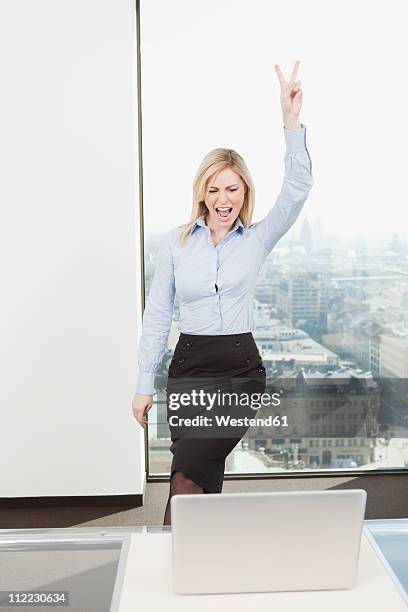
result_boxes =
[135,0,408,482]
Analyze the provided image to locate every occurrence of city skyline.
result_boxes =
[143,232,408,474]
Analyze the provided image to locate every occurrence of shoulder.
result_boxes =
[157,226,185,258]
[160,226,182,245]
[168,224,192,245]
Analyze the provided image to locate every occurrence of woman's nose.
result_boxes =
[217,192,229,204]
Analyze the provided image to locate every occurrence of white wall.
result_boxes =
[0,0,145,496]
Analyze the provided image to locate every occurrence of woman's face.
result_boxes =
[204,167,246,229]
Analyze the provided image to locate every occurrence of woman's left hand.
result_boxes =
[275,59,303,129]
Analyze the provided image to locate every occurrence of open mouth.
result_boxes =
[215,207,233,219]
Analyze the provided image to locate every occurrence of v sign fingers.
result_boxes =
[274,60,300,94]
[274,63,287,89]
[289,59,300,85]
[274,60,303,126]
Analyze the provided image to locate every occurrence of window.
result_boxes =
[140,0,408,477]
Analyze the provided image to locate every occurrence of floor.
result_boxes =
[1,474,407,529]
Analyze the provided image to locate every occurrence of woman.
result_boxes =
[133,60,314,525]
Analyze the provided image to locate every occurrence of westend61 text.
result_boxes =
[167,390,281,411]
[168,415,289,427]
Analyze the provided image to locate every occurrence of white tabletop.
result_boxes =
[117,531,407,611]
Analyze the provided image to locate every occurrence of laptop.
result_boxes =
[171,489,367,595]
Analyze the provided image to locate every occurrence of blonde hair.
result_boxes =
[178,148,255,245]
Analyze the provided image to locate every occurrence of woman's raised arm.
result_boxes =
[254,60,314,253]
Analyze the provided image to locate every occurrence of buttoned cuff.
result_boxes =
[136,371,155,396]
[284,123,307,153]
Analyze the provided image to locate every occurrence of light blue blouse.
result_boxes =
[136,124,314,395]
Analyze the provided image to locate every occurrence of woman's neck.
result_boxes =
[205,218,234,246]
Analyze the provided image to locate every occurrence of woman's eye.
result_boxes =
[208,188,238,193]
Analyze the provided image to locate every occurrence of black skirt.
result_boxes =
[166,332,266,493]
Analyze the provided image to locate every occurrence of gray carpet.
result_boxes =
[0,474,407,529]
[76,474,408,526]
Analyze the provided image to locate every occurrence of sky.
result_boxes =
[140,0,408,241]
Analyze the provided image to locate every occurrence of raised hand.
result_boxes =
[274,60,303,129]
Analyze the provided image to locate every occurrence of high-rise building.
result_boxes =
[276,272,329,331]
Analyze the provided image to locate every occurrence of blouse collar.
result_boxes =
[192,215,246,234]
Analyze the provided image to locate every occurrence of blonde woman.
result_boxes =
[133,60,314,525]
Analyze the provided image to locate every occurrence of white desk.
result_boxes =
[117,531,407,611]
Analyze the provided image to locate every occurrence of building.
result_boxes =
[276,272,329,332]
[380,334,408,378]
[245,367,380,469]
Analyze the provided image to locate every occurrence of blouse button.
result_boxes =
[186,341,193,347]
[244,357,251,364]
[234,341,241,347]
[178,358,186,364]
